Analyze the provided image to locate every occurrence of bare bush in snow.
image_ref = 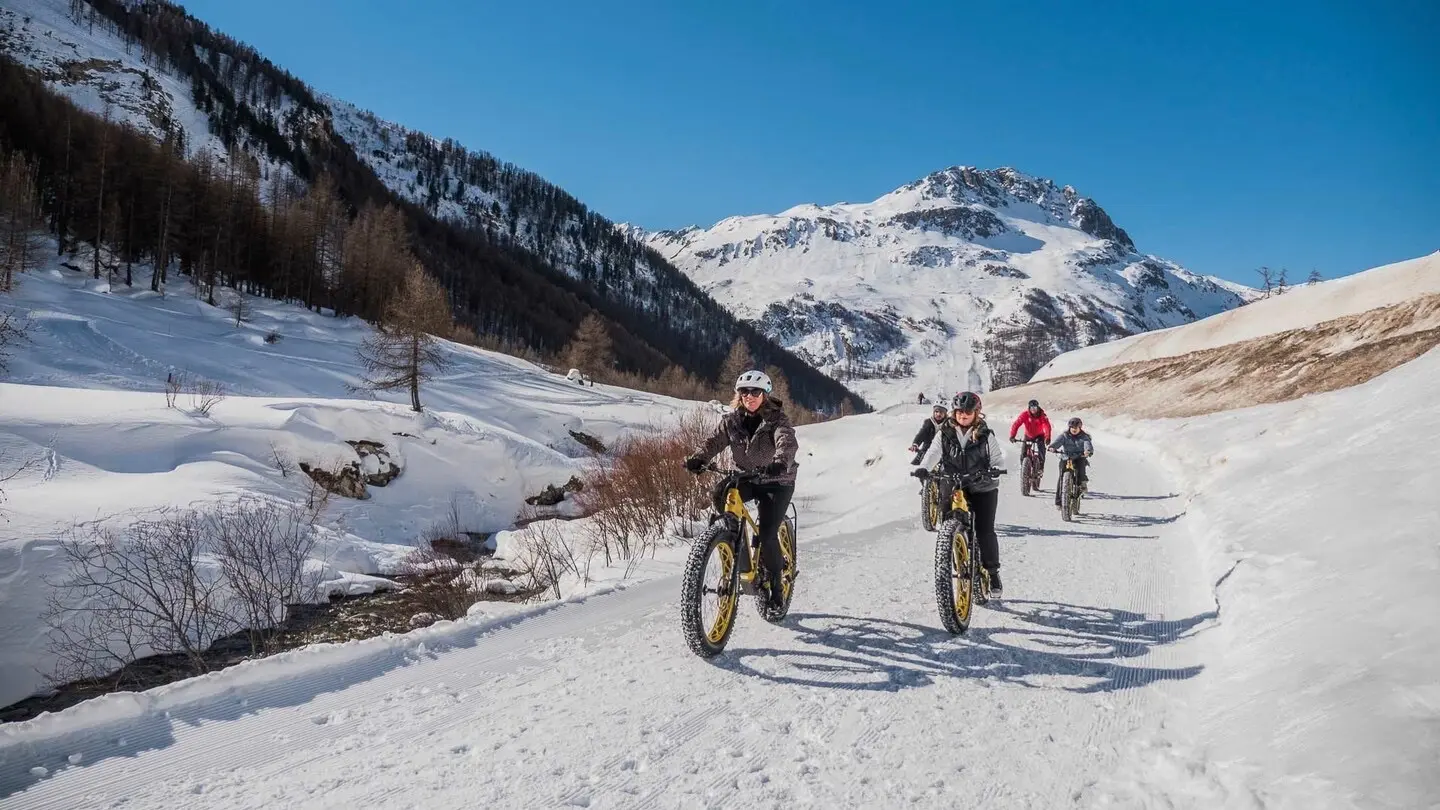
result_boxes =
[46,485,332,683]
[0,309,30,375]
[396,546,486,621]
[210,493,327,654]
[510,511,590,600]
[164,370,185,408]
[46,509,236,684]
[575,409,716,566]
[188,377,226,416]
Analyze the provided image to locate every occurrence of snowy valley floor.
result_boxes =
[0,410,1218,809]
[3,265,1436,808]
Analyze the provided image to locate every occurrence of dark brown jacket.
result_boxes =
[693,398,799,485]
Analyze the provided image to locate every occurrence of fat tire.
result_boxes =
[1059,470,1074,523]
[933,518,974,635]
[920,479,940,531]
[756,516,799,623]
[680,523,739,657]
[1020,457,1033,497]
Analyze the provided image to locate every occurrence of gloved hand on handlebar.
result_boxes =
[910,468,929,479]
[763,460,786,477]
[683,456,706,474]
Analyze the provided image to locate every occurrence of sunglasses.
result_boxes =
[738,388,765,397]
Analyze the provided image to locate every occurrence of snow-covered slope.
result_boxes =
[0,0,862,411]
[5,322,1435,807]
[0,254,706,709]
[0,0,317,186]
[642,166,1254,406]
[1033,250,1440,381]
[979,348,1440,809]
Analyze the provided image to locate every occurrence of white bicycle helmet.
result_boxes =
[734,369,773,392]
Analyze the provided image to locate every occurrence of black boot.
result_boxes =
[767,577,786,609]
[987,569,1003,598]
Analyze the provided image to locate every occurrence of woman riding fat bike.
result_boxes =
[913,391,1008,596]
[1050,417,1094,506]
[684,369,799,610]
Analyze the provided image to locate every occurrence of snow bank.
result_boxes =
[1075,348,1440,808]
[0,259,706,707]
[1034,251,1440,381]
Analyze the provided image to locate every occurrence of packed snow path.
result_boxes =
[1,421,1214,808]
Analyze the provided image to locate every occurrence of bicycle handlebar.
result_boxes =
[700,462,769,481]
[913,467,1007,485]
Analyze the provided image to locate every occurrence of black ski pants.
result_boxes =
[737,481,794,596]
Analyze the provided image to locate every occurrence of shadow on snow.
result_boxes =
[717,602,1209,694]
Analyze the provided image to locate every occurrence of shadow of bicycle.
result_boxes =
[716,603,1208,695]
[1077,512,1184,528]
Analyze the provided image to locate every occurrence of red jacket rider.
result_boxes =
[1010,399,1052,443]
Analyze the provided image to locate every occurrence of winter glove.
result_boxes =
[910,468,929,479]
[683,456,706,474]
[1010,436,1018,443]
[763,460,786,477]
[908,444,919,453]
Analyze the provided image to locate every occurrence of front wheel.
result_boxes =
[680,523,740,657]
[756,515,799,623]
[1020,457,1033,497]
[934,518,975,634]
[1059,470,1074,522]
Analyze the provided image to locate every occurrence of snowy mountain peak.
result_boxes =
[881,165,1135,251]
[638,166,1253,406]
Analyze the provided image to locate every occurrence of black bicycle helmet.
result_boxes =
[952,391,982,412]
[1028,399,1040,409]
[1068,417,1083,428]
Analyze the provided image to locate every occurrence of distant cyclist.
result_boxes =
[1049,417,1094,505]
[1009,399,1053,483]
[908,404,949,463]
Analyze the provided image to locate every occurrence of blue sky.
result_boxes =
[181,0,1437,284]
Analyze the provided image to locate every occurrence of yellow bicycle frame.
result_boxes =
[724,486,762,583]
[951,487,970,514]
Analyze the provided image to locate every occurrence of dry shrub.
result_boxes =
[396,546,486,621]
[0,309,29,374]
[188,377,226,416]
[395,499,494,619]
[164,370,186,408]
[211,493,326,654]
[574,408,721,566]
[508,509,590,600]
[47,509,236,684]
[45,487,330,685]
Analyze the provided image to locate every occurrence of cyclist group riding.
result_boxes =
[677,370,1095,656]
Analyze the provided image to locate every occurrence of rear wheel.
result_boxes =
[920,478,941,531]
[934,518,975,634]
[756,516,799,623]
[680,523,740,657]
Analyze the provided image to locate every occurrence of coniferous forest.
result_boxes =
[0,0,869,415]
